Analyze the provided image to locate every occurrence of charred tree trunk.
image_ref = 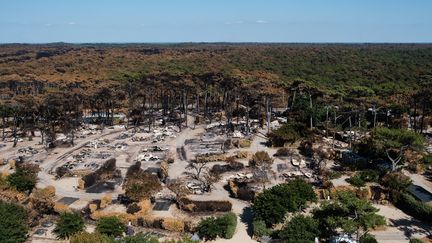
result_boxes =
[2,116,5,141]
[309,93,313,129]
[184,90,188,128]
[413,100,418,133]
[420,101,426,134]
[12,116,18,147]
[266,97,271,134]
[204,83,208,120]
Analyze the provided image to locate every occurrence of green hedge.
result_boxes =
[409,239,423,243]
[396,193,432,222]
[252,219,272,237]
[197,212,237,240]
[222,212,237,239]
[360,233,378,243]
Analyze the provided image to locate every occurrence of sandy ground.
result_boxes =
[372,204,431,242]
[406,170,432,195]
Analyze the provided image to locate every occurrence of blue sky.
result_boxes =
[1,0,431,43]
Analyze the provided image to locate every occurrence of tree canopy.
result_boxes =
[0,201,28,243]
[253,178,317,226]
[278,215,320,243]
[53,212,85,239]
[96,216,125,237]
[313,191,385,240]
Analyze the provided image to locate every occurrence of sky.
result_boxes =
[0,0,431,43]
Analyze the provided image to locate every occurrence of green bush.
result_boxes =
[347,169,381,187]
[222,212,237,239]
[269,122,309,146]
[278,215,320,243]
[381,172,412,192]
[252,219,272,237]
[70,232,113,243]
[253,178,317,226]
[7,167,38,192]
[0,201,28,243]
[54,212,85,239]
[409,239,423,243]
[163,236,200,243]
[423,155,432,165]
[121,233,159,243]
[360,233,378,243]
[358,170,380,183]
[96,216,125,237]
[326,170,343,180]
[197,212,237,240]
[347,174,366,187]
[395,193,432,223]
[197,217,222,241]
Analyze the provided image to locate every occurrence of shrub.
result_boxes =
[381,172,412,192]
[70,232,112,243]
[299,140,313,157]
[423,155,432,165]
[178,197,232,212]
[126,203,141,214]
[53,212,85,239]
[252,219,272,237]
[121,233,159,243]
[96,216,125,237]
[197,212,237,241]
[197,217,222,241]
[395,193,432,223]
[274,147,292,157]
[29,186,56,214]
[162,218,185,232]
[0,201,28,243]
[409,239,423,243]
[249,151,273,167]
[233,139,251,148]
[221,212,237,239]
[347,174,366,188]
[346,169,380,188]
[325,170,342,180]
[210,162,244,174]
[269,122,309,146]
[253,178,317,226]
[164,236,200,243]
[360,233,378,243]
[278,215,320,243]
[359,170,380,182]
[7,165,38,192]
[123,171,161,202]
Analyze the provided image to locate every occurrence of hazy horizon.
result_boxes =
[2,42,432,45]
[1,0,431,43]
